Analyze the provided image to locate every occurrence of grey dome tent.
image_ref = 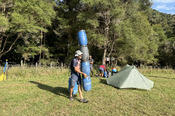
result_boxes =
[107,65,154,90]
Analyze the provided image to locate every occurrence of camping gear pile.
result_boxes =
[0,60,8,81]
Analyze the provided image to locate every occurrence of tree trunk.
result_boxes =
[0,33,21,59]
[107,39,115,58]
[102,48,107,65]
[102,10,111,65]
[0,37,3,50]
[107,34,116,65]
[39,31,43,63]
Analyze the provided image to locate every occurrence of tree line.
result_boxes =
[0,0,175,67]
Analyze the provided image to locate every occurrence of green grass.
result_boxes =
[0,67,175,116]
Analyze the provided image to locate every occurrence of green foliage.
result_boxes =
[11,0,56,61]
[0,0,175,67]
[113,8,158,64]
[0,14,9,32]
[10,0,56,33]
[152,24,167,43]
[158,37,175,66]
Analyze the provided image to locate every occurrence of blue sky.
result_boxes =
[152,0,175,14]
[56,0,175,14]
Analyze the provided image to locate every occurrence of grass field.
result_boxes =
[0,66,175,116]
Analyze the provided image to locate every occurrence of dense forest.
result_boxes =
[0,0,175,67]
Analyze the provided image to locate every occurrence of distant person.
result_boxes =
[69,50,88,103]
[89,55,94,76]
[111,67,117,76]
[99,64,106,77]
[106,57,110,66]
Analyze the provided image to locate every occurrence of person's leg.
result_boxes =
[101,69,104,77]
[70,87,74,97]
[78,85,88,103]
[90,66,93,76]
[99,69,101,76]
[99,68,103,77]
[100,72,102,77]
[77,76,83,99]
[99,70,101,76]
[91,70,93,76]
[77,77,88,103]
[69,78,75,100]
[78,85,83,99]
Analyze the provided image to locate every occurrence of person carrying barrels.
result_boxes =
[69,50,88,103]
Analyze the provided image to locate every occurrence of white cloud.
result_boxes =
[155,5,175,10]
[152,0,175,3]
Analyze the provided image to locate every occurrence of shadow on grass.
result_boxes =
[99,78,108,85]
[145,75,175,80]
[29,81,69,98]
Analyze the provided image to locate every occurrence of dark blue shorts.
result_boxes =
[99,67,104,73]
[70,75,81,87]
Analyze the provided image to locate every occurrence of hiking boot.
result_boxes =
[69,97,74,101]
[80,98,88,103]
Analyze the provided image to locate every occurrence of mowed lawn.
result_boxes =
[0,67,175,116]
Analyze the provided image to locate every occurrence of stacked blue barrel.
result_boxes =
[78,30,91,91]
[68,77,78,95]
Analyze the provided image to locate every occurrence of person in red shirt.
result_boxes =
[99,65,106,77]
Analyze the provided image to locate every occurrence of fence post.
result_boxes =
[35,62,38,68]
[21,60,23,67]
[50,62,53,68]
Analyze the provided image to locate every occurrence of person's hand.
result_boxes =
[83,73,87,78]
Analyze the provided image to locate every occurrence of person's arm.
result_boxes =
[90,59,94,64]
[74,66,87,77]
[72,59,87,77]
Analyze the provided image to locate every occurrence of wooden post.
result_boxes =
[50,62,53,68]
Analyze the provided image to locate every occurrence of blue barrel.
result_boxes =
[81,61,91,91]
[80,46,89,61]
[68,78,78,95]
[83,76,91,91]
[81,61,90,76]
[78,30,88,46]
[104,71,107,78]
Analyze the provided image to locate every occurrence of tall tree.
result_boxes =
[79,0,124,65]
[0,0,14,59]
[0,0,56,62]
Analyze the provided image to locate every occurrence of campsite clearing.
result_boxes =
[0,67,175,116]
